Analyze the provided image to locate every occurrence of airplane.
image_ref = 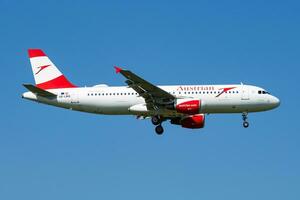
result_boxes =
[22,49,280,135]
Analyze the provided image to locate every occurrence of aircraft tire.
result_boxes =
[155,125,164,135]
[152,116,161,126]
[243,121,249,128]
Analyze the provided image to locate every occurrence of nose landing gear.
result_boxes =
[242,112,249,128]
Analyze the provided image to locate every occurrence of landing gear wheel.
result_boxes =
[151,116,161,126]
[155,125,164,135]
[243,121,249,128]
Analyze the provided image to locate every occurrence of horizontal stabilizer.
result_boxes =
[23,84,57,97]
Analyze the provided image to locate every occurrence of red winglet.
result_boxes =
[114,66,123,74]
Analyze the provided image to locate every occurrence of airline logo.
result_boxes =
[216,87,236,97]
[35,65,51,75]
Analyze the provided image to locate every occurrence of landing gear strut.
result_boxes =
[242,112,249,128]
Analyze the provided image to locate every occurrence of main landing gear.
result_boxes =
[155,125,164,135]
[242,112,249,128]
[152,116,164,135]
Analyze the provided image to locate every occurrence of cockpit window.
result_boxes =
[258,90,270,94]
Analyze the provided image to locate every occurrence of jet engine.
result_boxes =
[171,114,205,129]
[175,99,202,115]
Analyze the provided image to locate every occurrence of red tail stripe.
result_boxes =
[28,49,47,58]
[36,75,77,89]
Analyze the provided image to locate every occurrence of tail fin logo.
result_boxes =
[35,65,50,75]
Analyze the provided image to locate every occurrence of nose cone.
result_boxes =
[270,96,280,108]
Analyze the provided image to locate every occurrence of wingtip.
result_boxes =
[114,66,123,74]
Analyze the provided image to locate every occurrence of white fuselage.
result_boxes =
[22,84,280,117]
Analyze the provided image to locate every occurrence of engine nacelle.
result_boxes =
[171,114,205,129]
[175,99,201,115]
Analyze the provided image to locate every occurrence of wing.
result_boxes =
[114,66,175,110]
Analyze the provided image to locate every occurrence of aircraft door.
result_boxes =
[241,85,250,100]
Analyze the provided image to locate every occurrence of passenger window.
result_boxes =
[258,91,261,94]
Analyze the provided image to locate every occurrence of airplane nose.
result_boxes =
[271,96,280,108]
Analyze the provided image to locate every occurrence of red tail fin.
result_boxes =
[28,49,76,89]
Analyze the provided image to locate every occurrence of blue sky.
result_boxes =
[0,0,299,199]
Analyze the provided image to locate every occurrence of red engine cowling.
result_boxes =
[181,114,205,129]
[176,99,201,115]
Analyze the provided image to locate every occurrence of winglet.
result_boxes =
[114,66,123,74]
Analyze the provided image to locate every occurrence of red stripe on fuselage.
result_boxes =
[36,75,77,89]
